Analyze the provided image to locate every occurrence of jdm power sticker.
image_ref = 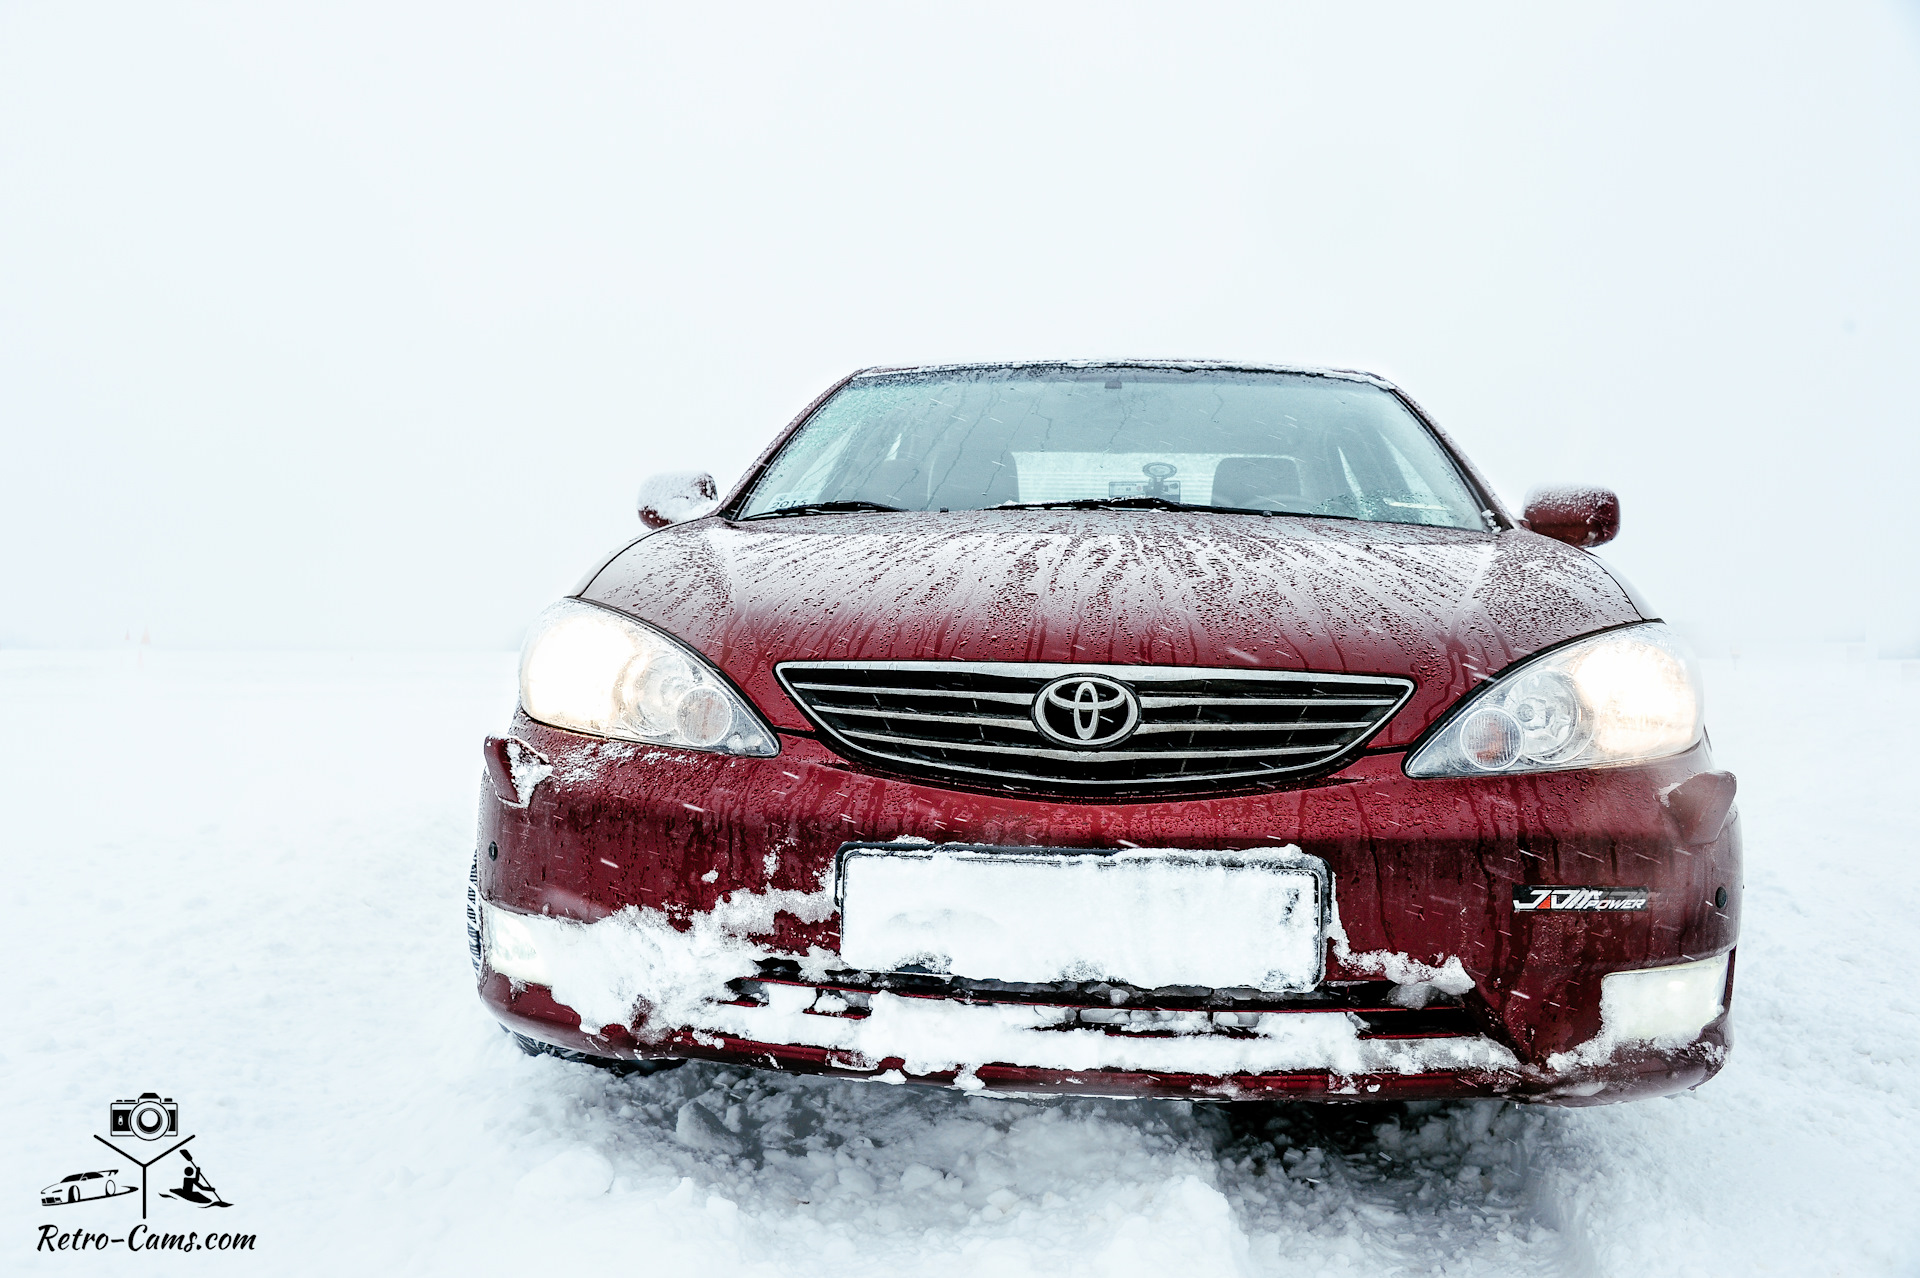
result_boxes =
[1513,885,1650,912]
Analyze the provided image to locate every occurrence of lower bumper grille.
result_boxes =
[731,963,1480,1041]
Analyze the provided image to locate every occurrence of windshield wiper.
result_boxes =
[742,500,908,520]
[995,496,1342,517]
[995,496,1189,512]
[746,496,1362,520]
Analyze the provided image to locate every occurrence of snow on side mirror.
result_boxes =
[1521,485,1621,548]
[638,471,719,529]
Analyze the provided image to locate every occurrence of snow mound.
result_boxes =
[514,1145,614,1200]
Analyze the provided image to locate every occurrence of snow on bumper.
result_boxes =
[480,895,1532,1086]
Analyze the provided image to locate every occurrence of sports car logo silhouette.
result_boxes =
[40,1170,130,1206]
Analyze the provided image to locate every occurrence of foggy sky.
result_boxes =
[4,2,1917,654]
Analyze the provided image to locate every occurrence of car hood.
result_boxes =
[580,510,1645,749]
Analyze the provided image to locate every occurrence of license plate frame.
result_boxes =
[834,842,1331,993]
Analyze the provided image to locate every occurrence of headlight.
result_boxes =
[1406,623,1701,777]
[519,600,778,756]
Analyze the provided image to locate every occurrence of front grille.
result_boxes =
[776,660,1414,794]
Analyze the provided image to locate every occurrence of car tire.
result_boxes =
[1214,1098,1407,1151]
[468,852,682,1080]
[68,1186,77,1203]
[466,853,484,978]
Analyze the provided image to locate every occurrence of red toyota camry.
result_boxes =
[470,361,1739,1105]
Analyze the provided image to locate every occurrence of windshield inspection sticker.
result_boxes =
[1514,886,1650,912]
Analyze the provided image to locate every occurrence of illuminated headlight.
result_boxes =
[519,599,778,756]
[481,901,551,986]
[1406,623,1702,777]
[1600,954,1729,1044]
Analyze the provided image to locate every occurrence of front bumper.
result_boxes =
[474,716,1741,1104]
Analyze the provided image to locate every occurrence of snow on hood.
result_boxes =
[581,510,1644,746]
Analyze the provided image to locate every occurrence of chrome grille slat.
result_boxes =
[826,705,1038,731]
[837,727,1334,762]
[777,660,1414,796]
[1130,719,1381,734]
[789,682,1036,705]
[1136,694,1398,709]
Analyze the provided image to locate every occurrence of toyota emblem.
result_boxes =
[1031,674,1141,749]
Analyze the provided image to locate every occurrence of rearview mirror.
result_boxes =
[1521,486,1620,548]
[638,471,719,529]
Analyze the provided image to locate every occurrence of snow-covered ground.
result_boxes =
[5,650,1918,1275]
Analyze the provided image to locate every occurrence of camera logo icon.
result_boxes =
[109,1093,178,1141]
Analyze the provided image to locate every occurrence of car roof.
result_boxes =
[848,359,1399,391]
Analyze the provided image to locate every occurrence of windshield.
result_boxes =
[738,366,1487,529]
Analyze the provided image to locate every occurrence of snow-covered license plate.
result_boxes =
[835,844,1330,993]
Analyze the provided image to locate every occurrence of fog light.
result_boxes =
[482,902,550,985]
[1600,954,1728,1044]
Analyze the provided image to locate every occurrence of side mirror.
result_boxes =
[1521,485,1620,548]
[637,471,719,529]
